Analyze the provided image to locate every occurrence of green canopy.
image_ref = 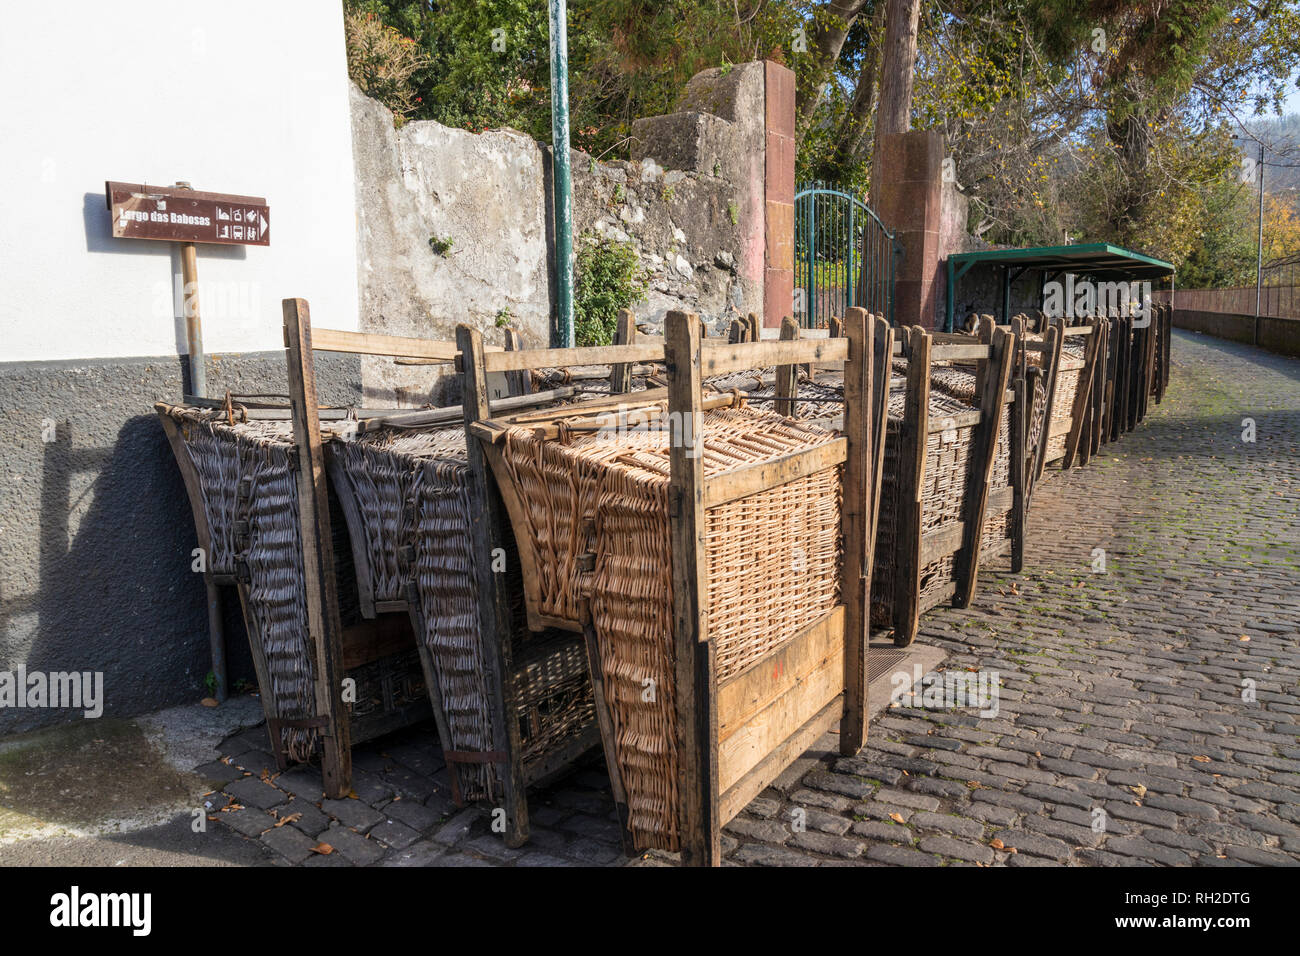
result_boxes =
[945,242,1175,331]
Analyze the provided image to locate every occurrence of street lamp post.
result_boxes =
[549,0,574,348]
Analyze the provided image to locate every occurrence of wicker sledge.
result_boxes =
[459,308,885,864]
[155,405,430,765]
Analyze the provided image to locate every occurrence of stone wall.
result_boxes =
[350,60,788,403]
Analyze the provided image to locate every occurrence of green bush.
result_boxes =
[573,233,650,347]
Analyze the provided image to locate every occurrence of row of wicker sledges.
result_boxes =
[157,298,1171,865]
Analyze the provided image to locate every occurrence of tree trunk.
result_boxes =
[831,1,887,169]
[874,0,921,138]
[870,0,922,190]
[795,0,872,133]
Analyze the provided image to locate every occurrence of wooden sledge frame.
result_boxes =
[277,301,610,841]
[888,322,1017,647]
[458,307,880,866]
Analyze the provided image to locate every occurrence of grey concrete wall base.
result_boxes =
[0,350,360,737]
[1173,308,1300,358]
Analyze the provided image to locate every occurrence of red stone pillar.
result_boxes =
[875,130,944,329]
[763,61,795,329]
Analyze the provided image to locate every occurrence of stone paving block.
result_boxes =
[731,844,820,867]
[260,823,318,864]
[909,811,984,840]
[788,830,864,859]
[380,797,445,834]
[371,819,422,850]
[918,834,994,864]
[219,806,276,838]
[320,824,386,866]
[866,844,941,867]
[321,798,385,832]
[224,776,288,811]
[991,829,1072,862]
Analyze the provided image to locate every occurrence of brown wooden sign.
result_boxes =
[105,181,270,246]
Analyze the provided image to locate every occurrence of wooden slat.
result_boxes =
[1062,320,1101,469]
[717,608,845,792]
[456,323,531,847]
[954,324,1013,609]
[839,307,871,755]
[698,338,849,378]
[1010,373,1026,573]
[893,326,930,648]
[665,310,720,867]
[503,327,530,397]
[867,317,893,568]
[1033,323,1063,482]
[774,317,799,416]
[483,342,664,372]
[718,699,841,824]
[931,343,991,362]
[310,327,463,361]
[609,308,637,395]
[718,606,844,740]
[702,439,847,509]
[283,298,352,798]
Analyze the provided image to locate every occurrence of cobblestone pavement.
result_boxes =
[205,330,1300,866]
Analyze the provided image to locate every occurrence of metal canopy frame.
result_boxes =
[945,242,1176,331]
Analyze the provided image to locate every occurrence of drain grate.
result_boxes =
[867,648,910,683]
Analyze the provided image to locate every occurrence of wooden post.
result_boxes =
[503,328,530,397]
[972,315,995,399]
[1033,322,1062,480]
[746,312,760,343]
[893,326,930,648]
[839,307,872,754]
[609,308,637,395]
[868,317,894,562]
[1009,372,1026,573]
[1062,322,1101,469]
[282,298,352,798]
[664,309,719,866]
[775,317,799,416]
[176,183,206,398]
[727,317,745,345]
[954,325,1013,609]
[456,324,531,848]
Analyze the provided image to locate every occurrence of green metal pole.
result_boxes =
[549,0,573,347]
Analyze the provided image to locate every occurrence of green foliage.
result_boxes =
[428,235,454,256]
[495,307,513,328]
[573,232,649,347]
[344,7,430,120]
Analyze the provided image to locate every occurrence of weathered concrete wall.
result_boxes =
[875,130,945,329]
[351,63,778,402]
[0,353,361,735]
[1173,308,1300,359]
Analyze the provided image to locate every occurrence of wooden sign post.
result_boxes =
[105,180,270,398]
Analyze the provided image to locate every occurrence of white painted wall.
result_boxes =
[0,0,360,361]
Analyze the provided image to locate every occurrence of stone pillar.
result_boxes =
[874,129,944,329]
[763,62,795,330]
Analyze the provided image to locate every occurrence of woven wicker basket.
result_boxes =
[492,405,844,851]
[159,407,415,763]
[325,426,598,802]
[1042,344,1086,462]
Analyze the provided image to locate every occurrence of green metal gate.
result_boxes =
[795,182,900,328]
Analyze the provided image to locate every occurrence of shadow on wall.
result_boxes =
[0,407,258,737]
